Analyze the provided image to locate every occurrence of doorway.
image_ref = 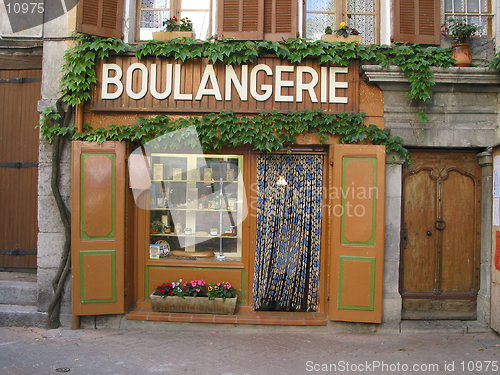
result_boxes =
[0,70,41,269]
[253,153,323,312]
[400,150,481,319]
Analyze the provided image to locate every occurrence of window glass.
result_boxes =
[307,0,335,11]
[445,0,492,36]
[139,0,211,41]
[180,11,210,39]
[182,0,210,10]
[305,0,377,43]
[306,13,335,40]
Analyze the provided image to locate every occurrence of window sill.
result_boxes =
[362,65,500,85]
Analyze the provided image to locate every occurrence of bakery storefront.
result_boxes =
[70,53,387,326]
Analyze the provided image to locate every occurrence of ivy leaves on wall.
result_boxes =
[60,34,455,108]
[50,34,457,160]
[39,108,408,159]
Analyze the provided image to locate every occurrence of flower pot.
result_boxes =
[152,31,194,41]
[321,34,362,44]
[451,43,472,67]
[150,294,237,315]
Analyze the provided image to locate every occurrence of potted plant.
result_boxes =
[442,18,479,67]
[149,279,239,314]
[321,20,362,44]
[152,16,194,41]
[150,220,164,233]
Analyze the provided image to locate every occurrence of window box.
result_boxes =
[152,31,194,41]
[150,294,237,315]
[321,34,362,44]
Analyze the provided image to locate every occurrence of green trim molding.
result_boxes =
[80,153,116,240]
[79,250,117,304]
[338,256,376,311]
[341,157,377,246]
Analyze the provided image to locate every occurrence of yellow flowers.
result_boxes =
[339,22,347,29]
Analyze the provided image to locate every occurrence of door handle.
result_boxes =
[435,220,446,230]
[403,223,408,249]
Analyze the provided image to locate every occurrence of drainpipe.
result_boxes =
[75,101,84,133]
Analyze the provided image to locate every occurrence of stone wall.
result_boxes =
[364,65,500,325]
[36,10,78,327]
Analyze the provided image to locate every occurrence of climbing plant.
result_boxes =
[62,34,455,110]
[39,33,458,327]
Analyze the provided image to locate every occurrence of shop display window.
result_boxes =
[148,153,244,259]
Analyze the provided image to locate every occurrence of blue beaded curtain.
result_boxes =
[253,154,323,311]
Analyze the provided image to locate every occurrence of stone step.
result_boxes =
[0,304,46,327]
[0,280,37,306]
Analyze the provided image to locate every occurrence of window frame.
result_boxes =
[136,0,213,41]
[444,0,493,37]
[303,0,380,44]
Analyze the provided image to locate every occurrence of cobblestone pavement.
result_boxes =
[1,327,500,375]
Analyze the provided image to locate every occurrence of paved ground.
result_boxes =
[1,326,500,374]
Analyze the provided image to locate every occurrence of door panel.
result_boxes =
[0,70,41,269]
[401,151,481,320]
[441,171,477,294]
[402,169,437,293]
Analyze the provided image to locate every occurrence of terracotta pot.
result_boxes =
[150,294,237,315]
[451,43,472,67]
[321,34,362,44]
[152,31,194,41]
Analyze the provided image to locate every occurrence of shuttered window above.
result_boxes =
[393,0,440,44]
[77,0,123,38]
[218,0,297,40]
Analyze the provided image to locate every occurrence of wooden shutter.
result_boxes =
[329,145,386,323]
[218,0,264,40]
[77,0,123,38]
[393,0,440,44]
[71,141,126,316]
[263,0,297,41]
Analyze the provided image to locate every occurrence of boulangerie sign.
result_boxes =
[91,56,359,114]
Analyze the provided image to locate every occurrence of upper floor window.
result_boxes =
[139,0,212,40]
[444,0,493,36]
[305,0,378,44]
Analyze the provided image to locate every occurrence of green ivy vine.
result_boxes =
[39,108,408,159]
[40,33,464,163]
[60,34,455,109]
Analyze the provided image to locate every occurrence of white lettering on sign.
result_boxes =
[101,64,124,99]
[101,62,349,104]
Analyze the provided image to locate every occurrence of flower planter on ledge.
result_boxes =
[150,294,237,315]
[152,31,194,41]
[321,34,362,44]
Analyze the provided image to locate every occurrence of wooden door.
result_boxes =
[0,70,41,269]
[401,150,481,320]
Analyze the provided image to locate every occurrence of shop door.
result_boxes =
[401,150,481,320]
[0,70,41,269]
[253,153,323,312]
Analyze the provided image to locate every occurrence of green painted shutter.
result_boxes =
[329,144,386,323]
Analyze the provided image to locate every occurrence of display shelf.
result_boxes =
[149,154,243,259]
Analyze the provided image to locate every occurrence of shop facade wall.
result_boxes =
[36,10,78,327]
[363,65,500,325]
